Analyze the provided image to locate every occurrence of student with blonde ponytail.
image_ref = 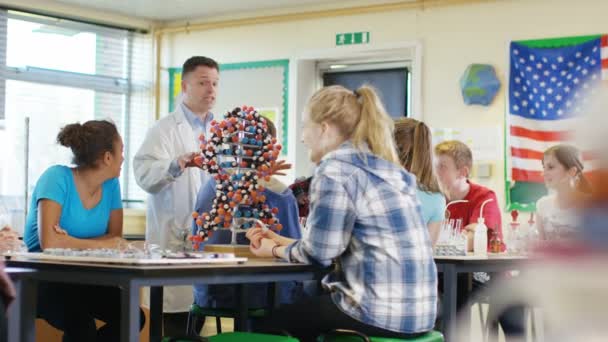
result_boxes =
[537,144,592,241]
[246,85,437,341]
[394,118,445,246]
[350,87,400,164]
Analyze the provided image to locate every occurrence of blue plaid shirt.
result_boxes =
[286,141,437,334]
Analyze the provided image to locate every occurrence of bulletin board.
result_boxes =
[432,126,502,163]
[169,59,289,154]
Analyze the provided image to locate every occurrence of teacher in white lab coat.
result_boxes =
[133,56,219,335]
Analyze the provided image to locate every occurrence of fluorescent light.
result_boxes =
[329,64,348,69]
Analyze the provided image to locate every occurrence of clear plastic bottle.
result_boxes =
[507,210,520,254]
[474,217,488,256]
[473,198,494,256]
[525,212,538,252]
[516,220,530,255]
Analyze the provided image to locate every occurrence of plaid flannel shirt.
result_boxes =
[286,141,437,333]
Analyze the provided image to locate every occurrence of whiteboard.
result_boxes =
[215,66,286,143]
[168,61,289,153]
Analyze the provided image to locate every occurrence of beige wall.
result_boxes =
[4,0,605,212]
[157,0,608,211]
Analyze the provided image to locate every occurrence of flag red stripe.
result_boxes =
[602,35,608,47]
[511,147,544,160]
[512,168,600,186]
[510,125,571,142]
[511,147,596,161]
[602,59,608,69]
[512,168,544,183]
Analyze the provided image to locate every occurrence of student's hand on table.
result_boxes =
[0,226,19,241]
[53,224,68,235]
[268,160,291,176]
[126,240,147,251]
[246,227,291,249]
[0,226,18,236]
[246,227,268,248]
[249,237,278,258]
[106,236,128,249]
[117,239,148,252]
[0,226,22,253]
[45,224,73,248]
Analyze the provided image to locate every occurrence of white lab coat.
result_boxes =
[133,105,211,312]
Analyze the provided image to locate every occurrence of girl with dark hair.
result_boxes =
[23,120,144,341]
[537,144,592,241]
[25,120,125,251]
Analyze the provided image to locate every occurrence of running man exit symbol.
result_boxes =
[336,32,370,46]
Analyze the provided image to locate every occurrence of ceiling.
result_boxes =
[54,0,410,22]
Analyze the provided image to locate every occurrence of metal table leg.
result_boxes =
[442,264,458,342]
[234,284,249,331]
[121,280,141,342]
[456,273,472,341]
[8,277,36,342]
[150,286,164,342]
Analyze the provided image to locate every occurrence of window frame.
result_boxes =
[0,9,150,204]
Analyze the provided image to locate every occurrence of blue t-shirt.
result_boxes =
[416,188,446,224]
[24,165,123,252]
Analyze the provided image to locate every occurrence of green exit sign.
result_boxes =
[336,32,370,46]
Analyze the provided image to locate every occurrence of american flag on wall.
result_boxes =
[603,35,608,79]
[507,35,606,208]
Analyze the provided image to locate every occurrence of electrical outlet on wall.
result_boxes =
[475,163,493,179]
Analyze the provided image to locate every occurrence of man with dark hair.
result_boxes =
[134,56,220,335]
[182,56,219,75]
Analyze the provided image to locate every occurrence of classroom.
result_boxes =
[0,0,606,341]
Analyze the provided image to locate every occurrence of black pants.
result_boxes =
[470,279,525,339]
[254,294,426,342]
[163,311,198,337]
[37,282,145,342]
[0,296,7,342]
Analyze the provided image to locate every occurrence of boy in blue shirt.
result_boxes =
[190,118,304,333]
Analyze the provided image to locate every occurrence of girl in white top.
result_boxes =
[537,144,592,241]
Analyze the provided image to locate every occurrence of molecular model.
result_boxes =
[189,106,283,250]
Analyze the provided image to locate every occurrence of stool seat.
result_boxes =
[318,330,444,342]
[163,332,298,342]
[209,332,299,341]
[186,303,270,335]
